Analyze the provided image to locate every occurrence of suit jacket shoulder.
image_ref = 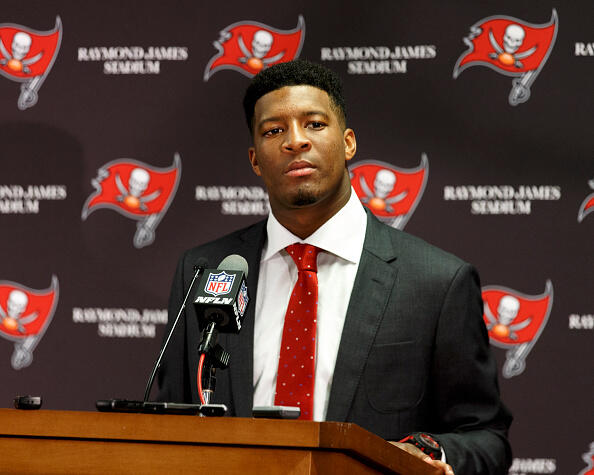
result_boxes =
[366,211,467,273]
[179,219,268,272]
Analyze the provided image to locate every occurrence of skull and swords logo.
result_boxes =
[204,16,305,80]
[0,17,62,110]
[484,294,532,340]
[115,167,161,212]
[482,280,553,378]
[350,154,429,230]
[487,24,536,68]
[0,289,39,333]
[0,31,43,74]
[358,169,408,214]
[237,29,285,72]
[453,10,558,106]
[82,154,182,249]
[0,276,58,370]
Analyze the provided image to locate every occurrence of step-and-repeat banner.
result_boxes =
[1,1,592,473]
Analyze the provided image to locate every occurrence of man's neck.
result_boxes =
[271,186,352,240]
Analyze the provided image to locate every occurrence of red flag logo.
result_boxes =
[349,154,428,230]
[482,280,553,378]
[0,276,58,370]
[578,179,594,223]
[82,154,181,248]
[0,16,62,109]
[204,16,305,80]
[453,10,558,105]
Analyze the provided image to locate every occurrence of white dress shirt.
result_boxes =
[253,188,367,421]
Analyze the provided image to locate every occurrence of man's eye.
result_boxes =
[308,121,325,129]
[263,127,282,137]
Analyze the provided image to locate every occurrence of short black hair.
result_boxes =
[243,59,346,134]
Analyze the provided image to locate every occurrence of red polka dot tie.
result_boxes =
[274,243,320,420]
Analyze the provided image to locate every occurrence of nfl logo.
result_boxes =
[204,271,235,296]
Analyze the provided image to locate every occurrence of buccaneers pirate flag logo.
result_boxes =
[0,276,58,370]
[349,154,428,230]
[82,154,181,249]
[453,10,558,105]
[482,280,553,378]
[204,15,305,80]
[578,179,594,223]
[0,16,62,110]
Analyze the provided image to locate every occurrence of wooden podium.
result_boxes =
[0,409,441,474]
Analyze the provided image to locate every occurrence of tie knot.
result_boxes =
[286,243,319,273]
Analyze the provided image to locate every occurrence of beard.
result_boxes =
[291,187,318,207]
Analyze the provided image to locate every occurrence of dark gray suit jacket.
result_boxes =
[158,212,512,474]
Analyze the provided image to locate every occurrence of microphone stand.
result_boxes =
[143,263,205,403]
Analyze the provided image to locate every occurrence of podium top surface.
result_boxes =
[0,408,440,474]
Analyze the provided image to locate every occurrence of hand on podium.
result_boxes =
[389,441,455,474]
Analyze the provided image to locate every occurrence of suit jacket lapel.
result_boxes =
[326,213,399,422]
[227,220,267,417]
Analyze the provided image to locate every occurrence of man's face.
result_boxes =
[248,85,356,215]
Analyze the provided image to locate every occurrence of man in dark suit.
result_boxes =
[158,60,512,474]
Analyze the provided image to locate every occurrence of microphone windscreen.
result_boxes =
[217,254,249,277]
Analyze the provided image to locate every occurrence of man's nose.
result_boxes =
[282,125,312,153]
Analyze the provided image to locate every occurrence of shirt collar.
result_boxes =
[262,187,367,264]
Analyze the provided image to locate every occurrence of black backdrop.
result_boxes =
[1,2,592,473]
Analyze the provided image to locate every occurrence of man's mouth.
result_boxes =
[285,161,316,177]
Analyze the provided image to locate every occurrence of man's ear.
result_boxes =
[344,128,357,161]
[248,147,261,176]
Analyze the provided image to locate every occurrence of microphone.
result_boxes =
[194,254,249,404]
[194,254,250,333]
